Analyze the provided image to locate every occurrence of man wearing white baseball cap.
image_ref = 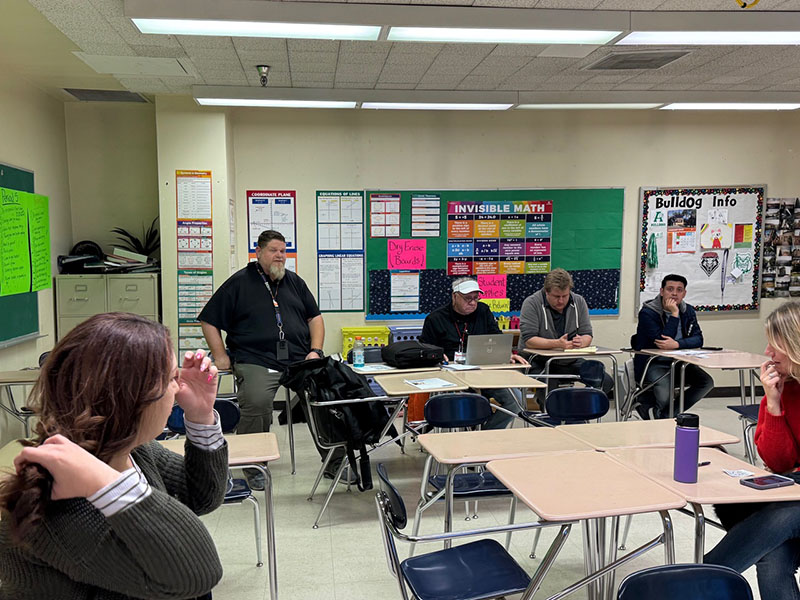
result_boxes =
[419,277,528,429]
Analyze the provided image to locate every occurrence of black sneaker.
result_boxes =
[323,464,358,485]
[244,468,266,491]
[635,404,652,421]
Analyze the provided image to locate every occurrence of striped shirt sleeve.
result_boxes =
[184,409,225,451]
[87,461,151,517]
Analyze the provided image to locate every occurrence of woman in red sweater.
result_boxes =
[705,301,800,600]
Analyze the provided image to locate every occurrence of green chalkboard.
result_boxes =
[0,163,39,346]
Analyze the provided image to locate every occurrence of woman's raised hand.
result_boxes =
[177,349,218,425]
[760,359,784,415]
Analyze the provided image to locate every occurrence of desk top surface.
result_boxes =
[556,419,740,450]
[418,427,594,464]
[351,364,441,375]
[372,371,469,395]
[452,369,546,389]
[522,346,624,358]
[642,349,768,370]
[608,447,800,505]
[487,451,686,521]
[0,370,40,385]
[160,432,280,464]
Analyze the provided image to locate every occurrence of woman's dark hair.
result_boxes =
[0,312,173,541]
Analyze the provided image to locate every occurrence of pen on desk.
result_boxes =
[698,461,711,467]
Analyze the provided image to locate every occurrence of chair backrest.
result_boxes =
[617,564,753,600]
[578,359,605,389]
[545,387,609,422]
[376,463,407,530]
[423,393,492,429]
[167,400,240,435]
[214,398,240,433]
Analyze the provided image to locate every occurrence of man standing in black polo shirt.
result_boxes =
[199,230,329,487]
[419,277,528,429]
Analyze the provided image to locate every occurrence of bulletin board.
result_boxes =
[366,188,624,320]
[638,185,764,312]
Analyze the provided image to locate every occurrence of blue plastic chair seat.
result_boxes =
[223,478,252,503]
[428,472,509,497]
[727,404,759,421]
[617,564,753,600]
[401,539,531,600]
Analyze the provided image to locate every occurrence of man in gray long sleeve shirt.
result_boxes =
[519,268,613,403]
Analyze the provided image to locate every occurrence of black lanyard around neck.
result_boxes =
[256,264,284,340]
[453,321,468,352]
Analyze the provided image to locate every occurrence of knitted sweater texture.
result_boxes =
[0,439,228,600]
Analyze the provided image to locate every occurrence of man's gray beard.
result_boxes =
[269,263,286,280]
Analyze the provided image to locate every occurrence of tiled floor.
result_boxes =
[203,396,763,599]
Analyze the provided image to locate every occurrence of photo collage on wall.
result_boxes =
[762,197,800,298]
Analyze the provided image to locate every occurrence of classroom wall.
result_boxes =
[64,103,159,254]
[0,72,73,443]
[155,101,800,386]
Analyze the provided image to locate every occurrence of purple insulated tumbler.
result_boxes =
[674,413,700,483]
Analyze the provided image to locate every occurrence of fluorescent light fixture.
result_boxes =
[196,98,357,108]
[388,27,620,45]
[361,102,512,110]
[132,18,380,40]
[618,31,800,46]
[517,103,661,110]
[661,103,800,111]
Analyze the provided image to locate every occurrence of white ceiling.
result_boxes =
[5,0,800,103]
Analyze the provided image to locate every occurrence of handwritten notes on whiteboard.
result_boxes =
[0,187,50,296]
[387,239,426,270]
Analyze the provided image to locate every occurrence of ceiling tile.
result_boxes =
[535,0,605,7]
[287,39,340,52]
[176,35,234,50]
[130,45,187,58]
[375,83,417,89]
[117,76,170,93]
[87,0,124,17]
[232,38,288,52]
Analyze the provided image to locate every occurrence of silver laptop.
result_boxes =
[464,334,513,366]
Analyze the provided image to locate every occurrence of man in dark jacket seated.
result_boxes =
[633,273,714,419]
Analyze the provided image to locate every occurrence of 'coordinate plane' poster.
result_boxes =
[446,200,553,276]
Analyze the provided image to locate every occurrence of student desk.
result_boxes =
[521,347,624,421]
[641,348,767,416]
[414,427,594,557]
[556,419,740,451]
[351,364,441,375]
[371,371,469,396]
[608,446,800,563]
[488,451,685,600]
[0,369,40,436]
[161,433,280,600]
[451,368,546,390]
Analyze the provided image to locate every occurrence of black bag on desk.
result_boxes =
[381,340,443,369]
[279,357,396,491]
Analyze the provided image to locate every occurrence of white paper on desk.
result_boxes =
[355,364,395,373]
[404,378,457,390]
[664,350,710,357]
[442,364,479,371]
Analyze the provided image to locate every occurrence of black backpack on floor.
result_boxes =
[280,357,396,491]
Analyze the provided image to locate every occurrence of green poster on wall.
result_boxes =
[0,186,50,297]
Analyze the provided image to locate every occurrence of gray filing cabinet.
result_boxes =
[55,274,160,340]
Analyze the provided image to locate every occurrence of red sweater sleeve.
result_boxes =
[754,379,800,473]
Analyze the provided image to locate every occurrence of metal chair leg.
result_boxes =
[244,495,263,567]
[619,514,633,550]
[308,448,337,501]
[530,528,543,559]
[312,459,347,529]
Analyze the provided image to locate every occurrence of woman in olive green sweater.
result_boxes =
[0,312,229,600]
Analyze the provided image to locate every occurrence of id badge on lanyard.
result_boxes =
[258,265,288,360]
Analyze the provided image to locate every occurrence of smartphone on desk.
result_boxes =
[740,474,796,490]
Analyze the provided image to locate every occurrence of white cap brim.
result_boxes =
[453,280,483,295]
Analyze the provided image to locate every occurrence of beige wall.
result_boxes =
[0,73,73,443]
[155,102,800,385]
[64,103,159,254]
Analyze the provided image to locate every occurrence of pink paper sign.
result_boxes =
[477,274,507,298]
[387,239,427,270]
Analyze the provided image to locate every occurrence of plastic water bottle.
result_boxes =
[353,336,365,368]
[673,413,700,483]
